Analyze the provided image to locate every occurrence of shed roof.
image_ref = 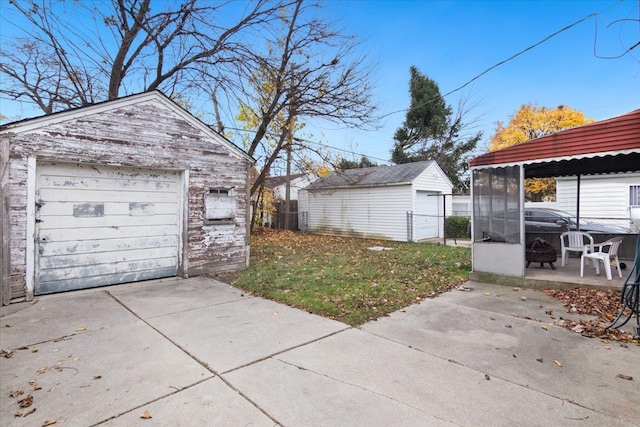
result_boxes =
[306,160,436,190]
[0,90,254,163]
[264,174,306,189]
[469,109,640,178]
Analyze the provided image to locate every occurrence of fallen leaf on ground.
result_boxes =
[31,349,39,353]
[93,375,102,380]
[536,357,544,363]
[483,292,491,296]
[554,360,563,367]
[18,394,33,408]
[541,326,548,331]
[3,350,14,358]
[10,389,24,398]
[505,324,512,328]
[42,420,56,426]
[616,374,633,381]
[140,410,152,419]
[543,288,638,343]
[23,408,36,417]
[484,374,490,380]
[75,327,86,332]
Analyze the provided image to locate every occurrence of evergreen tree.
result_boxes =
[391,66,481,192]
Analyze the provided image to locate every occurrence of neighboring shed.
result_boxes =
[262,173,316,230]
[265,173,316,201]
[0,91,253,304]
[300,161,453,242]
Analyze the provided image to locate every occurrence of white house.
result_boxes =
[555,172,640,231]
[299,161,453,242]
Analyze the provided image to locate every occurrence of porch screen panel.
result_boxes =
[473,166,520,243]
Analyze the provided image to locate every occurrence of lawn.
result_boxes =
[233,229,472,326]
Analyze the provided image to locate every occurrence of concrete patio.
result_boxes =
[1,276,638,426]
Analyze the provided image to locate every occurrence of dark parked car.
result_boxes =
[525,208,632,234]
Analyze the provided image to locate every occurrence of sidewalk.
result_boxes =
[1,277,638,426]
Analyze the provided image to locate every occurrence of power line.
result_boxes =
[225,126,392,164]
[377,12,599,120]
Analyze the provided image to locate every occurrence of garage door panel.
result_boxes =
[38,201,178,217]
[39,214,178,229]
[39,246,180,269]
[35,163,181,295]
[41,235,179,256]
[39,253,179,278]
[38,174,179,192]
[36,267,179,295]
[39,188,179,203]
[40,224,178,242]
[37,162,179,180]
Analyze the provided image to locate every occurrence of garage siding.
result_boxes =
[307,185,412,241]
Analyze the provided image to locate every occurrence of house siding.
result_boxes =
[556,173,640,223]
[3,94,251,302]
[307,185,413,241]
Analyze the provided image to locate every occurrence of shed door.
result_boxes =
[414,191,440,240]
[35,163,182,295]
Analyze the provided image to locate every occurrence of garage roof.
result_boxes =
[470,109,640,178]
[307,160,438,189]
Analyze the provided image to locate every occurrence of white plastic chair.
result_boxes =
[560,231,594,266]
[580,237,624,280]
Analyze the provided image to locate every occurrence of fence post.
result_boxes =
[442,194,447,246]
[407,211,413,242]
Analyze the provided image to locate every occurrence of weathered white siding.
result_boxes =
[557,173,640,222]
[307,184,413,241]
[411,162,453,240]
[35,163,182,295]
[3,92,252,302]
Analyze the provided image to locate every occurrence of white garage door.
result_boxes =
[414,191,440,240]
[35,163,182,295]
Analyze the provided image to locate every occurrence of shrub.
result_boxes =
[446,216,470,239]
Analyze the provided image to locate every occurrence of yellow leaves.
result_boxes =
[140,410,152,419]
[554,360,563,367]
[490,104,594,152]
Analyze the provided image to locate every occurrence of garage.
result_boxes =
[300,161,452,242]
[1,90,254,304]
[35,163,182,295]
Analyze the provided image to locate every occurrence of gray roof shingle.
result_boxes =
[306,160,434,189]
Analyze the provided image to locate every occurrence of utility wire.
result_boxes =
[377,12,598,120]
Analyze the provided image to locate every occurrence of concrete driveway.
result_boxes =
[1,276,638,426]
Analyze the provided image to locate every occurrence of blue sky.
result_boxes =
[1,0,638,167]
[309,0,640,164]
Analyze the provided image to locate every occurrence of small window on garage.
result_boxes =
[205,187,236,222]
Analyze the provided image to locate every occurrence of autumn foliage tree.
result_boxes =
[490,104,594,201]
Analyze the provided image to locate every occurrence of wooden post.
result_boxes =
[1,138,10,305]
